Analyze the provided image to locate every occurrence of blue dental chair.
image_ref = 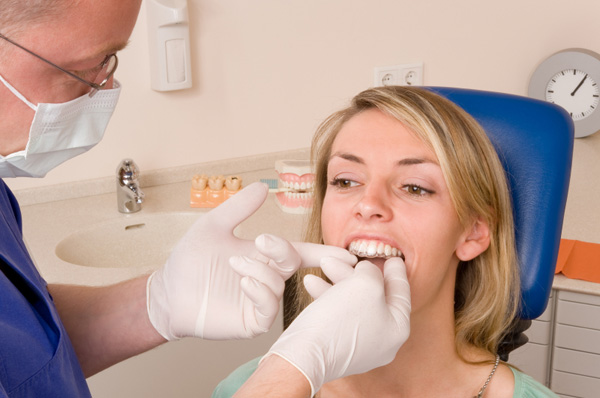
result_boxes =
[428,87,573,320]
[429,87,573,359]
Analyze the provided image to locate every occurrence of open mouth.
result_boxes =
[347,239,404,260]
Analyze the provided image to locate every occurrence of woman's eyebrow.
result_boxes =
[396,157,437,166]
[330,152,437,167]
[329,152,364,164]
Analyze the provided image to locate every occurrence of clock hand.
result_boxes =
[571,74,588,96]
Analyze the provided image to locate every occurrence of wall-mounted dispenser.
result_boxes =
[146,0,192,91]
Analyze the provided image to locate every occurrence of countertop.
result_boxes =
[552,274,600,296]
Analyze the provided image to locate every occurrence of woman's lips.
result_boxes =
[347,239,404,260]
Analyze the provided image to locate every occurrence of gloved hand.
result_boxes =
[146,182,356,341]
[264,257,411,396]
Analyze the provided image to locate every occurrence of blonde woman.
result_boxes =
[214,86,557,398]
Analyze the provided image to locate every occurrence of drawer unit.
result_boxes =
[555,324,600,354]
[553,348,600,379]
[555,294,600,330]
[551,290,600,397]
[491,289,600,397]
[551,370,600,398]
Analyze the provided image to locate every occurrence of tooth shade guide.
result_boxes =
[190,174,242,208]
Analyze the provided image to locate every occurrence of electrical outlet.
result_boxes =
[374,63,423,87]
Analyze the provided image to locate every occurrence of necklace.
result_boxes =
[473,354,500,398]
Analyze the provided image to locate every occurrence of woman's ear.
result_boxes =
[456,218,491,261]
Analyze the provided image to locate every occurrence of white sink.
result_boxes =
[55,212,200,269]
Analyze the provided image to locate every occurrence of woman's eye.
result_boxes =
[329,178,359,189]
[403,184,431,196]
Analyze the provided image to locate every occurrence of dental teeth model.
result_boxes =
[208,175,225,190]
[348,239,402,259]
[190,174,242,208]
[273,159,315,214]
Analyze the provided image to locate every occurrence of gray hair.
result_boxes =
[0,0,78,34]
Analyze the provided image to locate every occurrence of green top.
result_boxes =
[212,357,261,398]
[511,367,558,398]
[212,357,558,398]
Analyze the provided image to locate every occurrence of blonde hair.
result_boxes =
[284,86,520,359]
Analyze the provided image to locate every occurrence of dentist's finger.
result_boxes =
[320,256,356,284]
[230,255,286,298]
[255,234,302,280]
[206,182,268,230]
[353,260,385,282]
[292,242,357,269]
[240,277,279,334]
[382,257,411,325]
[303,274,332,299]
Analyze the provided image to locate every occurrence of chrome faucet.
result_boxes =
[116,159,145,213]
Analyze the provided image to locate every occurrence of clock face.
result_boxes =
[529,49,600,138]
[546,69,600,121]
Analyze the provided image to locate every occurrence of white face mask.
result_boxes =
[0,74,121,178]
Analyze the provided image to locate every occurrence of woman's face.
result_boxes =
[321,108,482,312]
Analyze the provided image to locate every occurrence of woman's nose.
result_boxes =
[354,184,392,221]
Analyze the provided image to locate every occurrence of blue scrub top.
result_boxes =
[0,180,91,398]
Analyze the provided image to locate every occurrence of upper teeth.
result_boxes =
[348,239,402,259]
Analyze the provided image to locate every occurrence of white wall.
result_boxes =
[6,0,600,240]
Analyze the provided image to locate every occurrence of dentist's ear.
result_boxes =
[455,217,490,261]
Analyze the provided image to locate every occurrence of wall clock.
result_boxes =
[528,48,600,138]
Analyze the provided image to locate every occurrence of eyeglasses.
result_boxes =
[0,33,118,97]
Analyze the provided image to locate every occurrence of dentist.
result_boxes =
[0,1,411,397]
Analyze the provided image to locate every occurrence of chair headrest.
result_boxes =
[427,87,574,319]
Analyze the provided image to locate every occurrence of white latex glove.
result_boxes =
[265,257,411,396]
[146,182,356,341]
